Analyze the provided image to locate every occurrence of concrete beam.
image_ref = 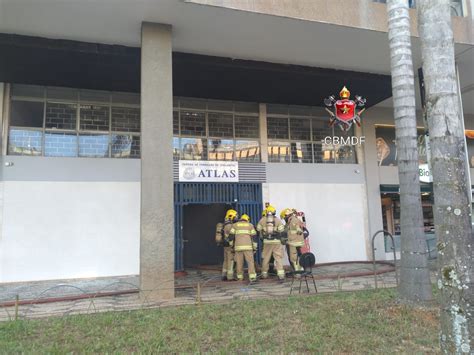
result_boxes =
[140,23,174,300]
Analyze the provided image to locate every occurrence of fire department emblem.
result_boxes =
[324,86,366,132]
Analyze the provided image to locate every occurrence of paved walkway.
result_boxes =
[0,262,409,321]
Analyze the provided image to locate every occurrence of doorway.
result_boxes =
[182,203,231,267]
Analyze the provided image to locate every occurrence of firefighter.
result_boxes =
[228,213,258,282]
[256,205,286,280]
[281,208,305,272]
[217,209,238,281]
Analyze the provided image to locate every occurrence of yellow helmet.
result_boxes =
[266,205,276,215]
[241,214,250,222]
[280,208,293,220]
[262,209,267,217]
[225,209,238,221]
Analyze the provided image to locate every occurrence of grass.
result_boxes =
[0,289,439,354]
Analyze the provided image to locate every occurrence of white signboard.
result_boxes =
[179,160,239,182]
[419,163,432,183]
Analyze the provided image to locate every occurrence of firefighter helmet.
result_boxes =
[225,209,238,221]
[266,205,277,216]
[280,208,293,220]
[240,214,250,222]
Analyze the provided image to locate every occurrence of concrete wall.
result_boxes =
[266,163,369,263]
[0,157,140,283]
[187,0,473,45]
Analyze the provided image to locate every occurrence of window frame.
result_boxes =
[8,85,141,159]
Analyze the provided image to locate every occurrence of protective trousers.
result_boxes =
[261,243,285,279]
[235,250,256,281]
[222,246,234,279]
[288,245,303,271]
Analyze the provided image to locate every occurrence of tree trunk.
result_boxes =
[417,0,474,353]
[386,0,432,302]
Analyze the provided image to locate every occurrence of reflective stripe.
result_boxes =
[237,275,244,280]
[263,239,281,244]
[235,229,250,234]
[261,272,268,276]
[235,223,247,227]
[230,228,235,233]
[288,241,305,247]
[256,224,263,231]
[277,270,285,276]
[277,225,285,232]
[250,230,256,235]
[234,245,253,251]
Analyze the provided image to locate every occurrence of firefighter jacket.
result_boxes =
[286,215,305,247]
[229,221,257,251]
[256,216,285,244]
[222,221,233,247]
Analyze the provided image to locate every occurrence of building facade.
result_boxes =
[0,0,473,299]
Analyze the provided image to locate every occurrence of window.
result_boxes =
[8,85,141,158]
[267,105,357,164]
[173,98,260,161]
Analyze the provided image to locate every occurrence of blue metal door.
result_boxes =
[174,182,263,271]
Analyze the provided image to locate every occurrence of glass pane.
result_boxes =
[235,140,260,162]
[80,105,110,131]
[235,115,259,139]
[336,145,357,164]
[180,111,206,137]
[179,98,206,110]
[8,129,43,156]
[173,111,179,135]
[46,87,77,101]
[320,142,337,164]
[234,102,259,114]
[313,144,324,163]
[10,101,44,128]
[79,134,109,157]
[290,118,311,141]
[45,132,78,157]
[208,112,233,138]
[45,102,77,130]
[111,107,140,132]
[208,139,234,161]
[207,100,233,111]
[291,142,313,163]
[267,104,288,115]
[267,117,289,139]
[12,84,44,99]
[268,141,290,163]
[173,137,180,161]
[289,105,312,116]
[112,92,139,106]
[79,90,110,103]
[111,134,140,158]
[181,137,207,160]
[312,119,333,142]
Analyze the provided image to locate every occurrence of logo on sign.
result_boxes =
[419,163,432,183]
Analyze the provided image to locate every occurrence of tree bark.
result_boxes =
[417,0,474,353]
[386,0,432,303]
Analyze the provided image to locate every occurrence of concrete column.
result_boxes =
[140,23,174,300]
[259,103,268,163]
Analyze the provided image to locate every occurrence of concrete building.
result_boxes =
[0,0,473,299]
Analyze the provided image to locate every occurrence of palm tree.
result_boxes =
[386,0,432,302]
[417,0,474,352]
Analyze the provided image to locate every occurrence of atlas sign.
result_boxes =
[179,160,239,182]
